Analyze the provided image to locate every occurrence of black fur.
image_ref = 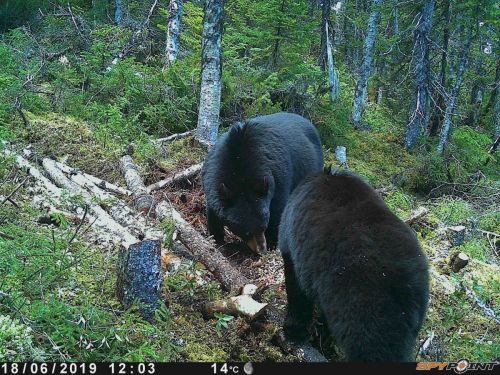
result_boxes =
[278,170,429,362]
[202,112,324,248]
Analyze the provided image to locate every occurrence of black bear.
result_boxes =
[278,170,429,362]
[202,112,324,253]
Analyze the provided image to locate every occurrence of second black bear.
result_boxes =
[202,112,323,253]
[278,170,429,361]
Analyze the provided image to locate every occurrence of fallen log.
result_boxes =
[116,239,163,319]
[151,131,193,146]
[146,163,203,193]
[52,160,131,196]
[155,200,249,293]
[404,206,429,225]
[120,155,154,213]
[42,158,138,247]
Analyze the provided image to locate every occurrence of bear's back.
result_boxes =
[279,171,429,361]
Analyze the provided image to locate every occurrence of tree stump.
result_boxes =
[449,252,469,273]
[116,239,163,318]
[448,225,466,246]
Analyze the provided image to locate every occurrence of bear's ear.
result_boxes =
[254,176,269,197]
[323,165,333,175]
[219,183,232,203]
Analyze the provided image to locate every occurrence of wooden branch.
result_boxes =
[204,294,268,320]
[404,206,429,225]
[204,283,268,320]
[151,131,193,146]
[146,163,203,193]
[155,200,249,293]
[120,155,154,213]
[0,176,29,206]
[106,0,159,70]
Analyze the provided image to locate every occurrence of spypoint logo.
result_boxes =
[451,359,471,373]
[416,359,499,372]
[447,359,498,373]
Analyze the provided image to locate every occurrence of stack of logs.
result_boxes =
[2,138,327,362]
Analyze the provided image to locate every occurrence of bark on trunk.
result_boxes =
[115,0,123,25]
[429,0,451,136]
[405,0,435,150]
[437,28,473,154]
[165,0,183,67]
[116,239,162,318]
[195,0,224,147]
[351,0,383,129]
[326,21,340,101]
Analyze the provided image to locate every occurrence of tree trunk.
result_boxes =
[326,23,340,101]
[404,0,435,150]
[483,58,500,117]
[318,0,331,70]
[351,0,383,129]
[115,0,123,25]
[164,0,183,67]
[196,0,224,147]
[429,0,451,136]
[437,28,473,154]
[268,0,286,70]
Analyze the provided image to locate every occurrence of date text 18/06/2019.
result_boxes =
[0,363,156,375]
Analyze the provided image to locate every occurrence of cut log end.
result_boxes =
[449,252,469,273]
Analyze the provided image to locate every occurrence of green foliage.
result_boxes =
[214,312,234,337]
[432,198,474,226]
[0,315,45,361]
[457,238,491,262]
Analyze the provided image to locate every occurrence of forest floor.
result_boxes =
[0,113,499,362]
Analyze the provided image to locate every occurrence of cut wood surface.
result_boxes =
[147,163,203,193]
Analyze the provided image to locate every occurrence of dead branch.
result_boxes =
[155,200,249,293]
[0,176,29,206]
[106,0,159,70]
[151,131,193,146]
[147,163,203,193]
[120,155,154,213]
[204,283,268,320]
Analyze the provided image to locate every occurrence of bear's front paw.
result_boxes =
[284,315,311,343]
